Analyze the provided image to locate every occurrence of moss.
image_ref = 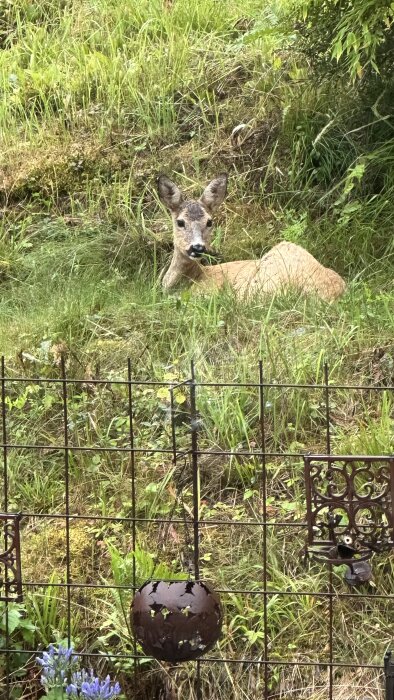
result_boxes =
[22,520,97,582]
[0,137,120,201]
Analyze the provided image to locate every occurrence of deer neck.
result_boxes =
[162,247,204,289]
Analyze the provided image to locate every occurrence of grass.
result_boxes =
[1,0,394,699]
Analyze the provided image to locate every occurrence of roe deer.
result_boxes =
[158,174,346,302]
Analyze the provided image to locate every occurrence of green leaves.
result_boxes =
[300,0,394,79]
[45,691,66,700]
[1,605,36,637]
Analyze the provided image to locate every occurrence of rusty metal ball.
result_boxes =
[131,579,223,662]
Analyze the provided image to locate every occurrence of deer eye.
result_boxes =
[176,219,185,228]
[206,219,213,227]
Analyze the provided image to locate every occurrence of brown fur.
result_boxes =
[158,174,346,302]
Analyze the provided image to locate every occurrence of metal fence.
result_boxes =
[0,357,393,700]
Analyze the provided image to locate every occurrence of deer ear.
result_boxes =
[157,174,184,211]
[200,173,228,211]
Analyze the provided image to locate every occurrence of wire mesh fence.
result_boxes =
[0,356,393,700]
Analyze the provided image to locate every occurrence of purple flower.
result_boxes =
[66,669,90,697]
[37,645,121,700]
[81,673,121,700]
[36,644,79,690]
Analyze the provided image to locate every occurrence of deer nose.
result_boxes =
[189,244,206,257]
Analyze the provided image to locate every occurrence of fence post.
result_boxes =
[189,360,202,700]
[1,356,10,700]
[258,360,269,699]
[127,358,139,693]
[385,651,394,700]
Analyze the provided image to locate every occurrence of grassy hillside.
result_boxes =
[0,1,393,699]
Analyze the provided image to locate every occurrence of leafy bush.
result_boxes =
[297,0,394,80]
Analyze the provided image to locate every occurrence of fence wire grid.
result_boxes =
[0,356,393,700]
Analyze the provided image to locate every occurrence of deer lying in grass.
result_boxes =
[158,174,346,302]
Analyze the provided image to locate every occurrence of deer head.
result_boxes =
[157,174,228,260]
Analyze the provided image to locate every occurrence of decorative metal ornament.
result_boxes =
[304,455,394,586]
[131,579,223,662]
[0,513,23,602]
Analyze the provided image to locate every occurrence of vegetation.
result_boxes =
[0,0,393,699]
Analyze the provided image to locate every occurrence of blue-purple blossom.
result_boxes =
[66,670,121,700]
[36,645,121,700]
[65,669,90,696]
[36,644,79,689]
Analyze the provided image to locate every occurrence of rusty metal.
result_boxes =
[322,362,334,700]
[304,454,394,583]
[385,651,394,700]
[258,360,270,695]
[131,580,223,662]
[3,375,394,390]
[60,355,72,647]
[0,513,23,602]
[1,358,393,700]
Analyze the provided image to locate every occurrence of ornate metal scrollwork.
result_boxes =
[304,456,394,584]
[0,513,23,602]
